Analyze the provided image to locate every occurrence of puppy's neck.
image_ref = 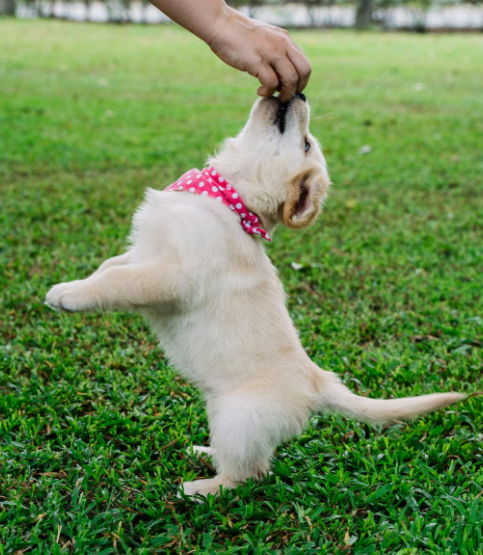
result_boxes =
[208,157,279,234]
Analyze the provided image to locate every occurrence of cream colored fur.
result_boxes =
[46,96,465,500]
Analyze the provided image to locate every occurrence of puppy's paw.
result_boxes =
[45,283,70,311]
[179,475,238,502]
[192,445,215,456]
[180,480,218,503]
[45,281,90,313]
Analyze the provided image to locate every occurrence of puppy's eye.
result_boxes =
[304,139,310,153]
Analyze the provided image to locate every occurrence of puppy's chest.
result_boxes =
[145,275,290,388]
[144,306,243,387]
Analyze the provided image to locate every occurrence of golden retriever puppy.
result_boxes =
[46,95,464,499]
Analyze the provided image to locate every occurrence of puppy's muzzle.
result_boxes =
[274,93,307,134]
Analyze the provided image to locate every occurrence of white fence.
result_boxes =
[15,2,483,30]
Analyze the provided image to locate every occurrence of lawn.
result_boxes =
[1,18,483,554]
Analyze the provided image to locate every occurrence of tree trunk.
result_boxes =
[1,0,16,16]
[84,0,91,22]
[355,0,373,29]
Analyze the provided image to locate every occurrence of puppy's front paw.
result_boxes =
[45,281,89,313]
[45,283,69,311]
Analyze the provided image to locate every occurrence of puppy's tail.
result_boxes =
[316,369,465,425]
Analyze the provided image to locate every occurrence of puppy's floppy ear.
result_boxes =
[283,168,330,229]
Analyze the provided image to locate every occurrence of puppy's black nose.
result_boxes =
[296,92,307,102]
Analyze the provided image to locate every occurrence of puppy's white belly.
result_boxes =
[145,310,252,390]
[144,300,298,393]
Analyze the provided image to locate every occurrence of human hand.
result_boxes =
[207,8,311,103]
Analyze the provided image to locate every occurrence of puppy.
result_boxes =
[46,95,465,499]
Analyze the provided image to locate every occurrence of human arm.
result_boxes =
[148,0,311,103]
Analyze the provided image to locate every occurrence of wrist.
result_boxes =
[204,5,245,47]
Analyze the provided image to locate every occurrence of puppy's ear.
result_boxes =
[283,169,330,229]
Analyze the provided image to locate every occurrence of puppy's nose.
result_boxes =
[296,92,307,102]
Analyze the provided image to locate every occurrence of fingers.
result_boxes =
[287,47,311,94]
[272,57,300,103]
[256,64,280,98]
[216,15,311,103]
[267,29,311,102]
[257,49,311,103]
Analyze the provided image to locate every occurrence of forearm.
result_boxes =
[148,0,238,44]
[148,0,311,101]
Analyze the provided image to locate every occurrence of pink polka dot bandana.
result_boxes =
[164,166,271,242]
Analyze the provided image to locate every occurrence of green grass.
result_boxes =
[1,18,483,554]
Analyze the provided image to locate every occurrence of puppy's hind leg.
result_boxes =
[192,446,215,456]
[181,387,309,500]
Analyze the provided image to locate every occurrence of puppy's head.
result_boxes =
[212,95,330,230]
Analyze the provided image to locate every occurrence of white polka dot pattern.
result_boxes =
[164,166,271,242]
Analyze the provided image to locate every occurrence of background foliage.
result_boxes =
[2,0,483,30]
[1,19,483,554]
